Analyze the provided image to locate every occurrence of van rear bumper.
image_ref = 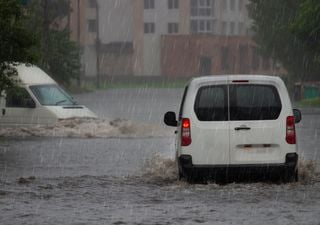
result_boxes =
[178,153,298,180]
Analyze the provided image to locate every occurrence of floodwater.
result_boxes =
[1,88,320,225]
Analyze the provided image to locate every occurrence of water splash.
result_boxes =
[298,159,320,184]
[0,118,171,138]
[140,155,320,185]
[142,155,178,184]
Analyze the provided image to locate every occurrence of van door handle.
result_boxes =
[235,126,251,131]
[2,109,5,116]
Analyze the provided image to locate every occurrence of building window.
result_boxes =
[87,0,96,8]
[230,21,235,35]
[144,22,155,33]
[168,23,179,33]
[190,0,213,17]
[238,0,243,11]
[190,20,212,33]
[87,19,97,32]
[238,22,244,35]
[222,0,227,11]
[230,0,235,11]
[168,0,179,9]
[221,21,227,35]
[144,0,155,9]
[191,20,197,33]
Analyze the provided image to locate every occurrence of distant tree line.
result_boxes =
[0,0,80,94]
[248,0,320,82]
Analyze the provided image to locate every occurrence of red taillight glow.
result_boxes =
[181,118,191,146]
[286,116,296,144]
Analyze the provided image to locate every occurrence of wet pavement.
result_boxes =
[0,88,320,225]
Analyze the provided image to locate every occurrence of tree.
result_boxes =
[0,0,38,93]
[26,0,81,86]
[291,0,320,65]
[248,0,320,82]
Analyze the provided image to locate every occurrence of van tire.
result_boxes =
[178,165,197,183]
[283,169,298,183]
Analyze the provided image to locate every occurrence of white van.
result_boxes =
[0,64,96,126]
[164,75,301,182]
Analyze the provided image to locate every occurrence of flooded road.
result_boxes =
[1,88,320,225]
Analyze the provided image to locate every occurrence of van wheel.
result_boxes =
[283,169,298,183]
[178,169,183,180]
[177,161,183,181]
[186,173,196,184]
[294,169,299,182]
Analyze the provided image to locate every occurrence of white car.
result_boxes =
[0,64,97,126]
[164,75,301,183]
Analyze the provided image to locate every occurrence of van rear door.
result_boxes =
[192,84,230,165]
[229,84,284,165]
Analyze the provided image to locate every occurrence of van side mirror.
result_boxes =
[164,111,178,127]
[293,109,301,123]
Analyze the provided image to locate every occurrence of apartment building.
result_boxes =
[189,0,251,36]
[69,0,134,80]
[132,0,184,76]
[132,0,270,77]
[68,0,278,79]
[69,0,98,78]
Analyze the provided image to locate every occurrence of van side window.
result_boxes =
[178,86,189,120]
[6,88,35,108]
[230,85,282,120]
[194,85,228,121]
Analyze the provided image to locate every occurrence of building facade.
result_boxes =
[69,0,134,80]
[132,0,266,77]
[69,0,98,78]
[68,0,279,79]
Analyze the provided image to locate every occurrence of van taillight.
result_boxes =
[286,116,296,144]
[181,118,191,146]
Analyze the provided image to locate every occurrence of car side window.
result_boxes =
[194,85,228,121]
[5,87,35,108]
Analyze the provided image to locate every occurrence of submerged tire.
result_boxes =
[283,169,298,183]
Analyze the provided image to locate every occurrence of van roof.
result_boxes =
[14,64,56,85]
[189,75,283,85]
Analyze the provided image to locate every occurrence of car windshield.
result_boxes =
[30,84,77,106]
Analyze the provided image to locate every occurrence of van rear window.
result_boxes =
[230,85,282,120]
[194,84,282,121]
[194,85,228,121]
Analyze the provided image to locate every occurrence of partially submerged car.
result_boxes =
[164,75,301,183]
[0,64,96,126]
